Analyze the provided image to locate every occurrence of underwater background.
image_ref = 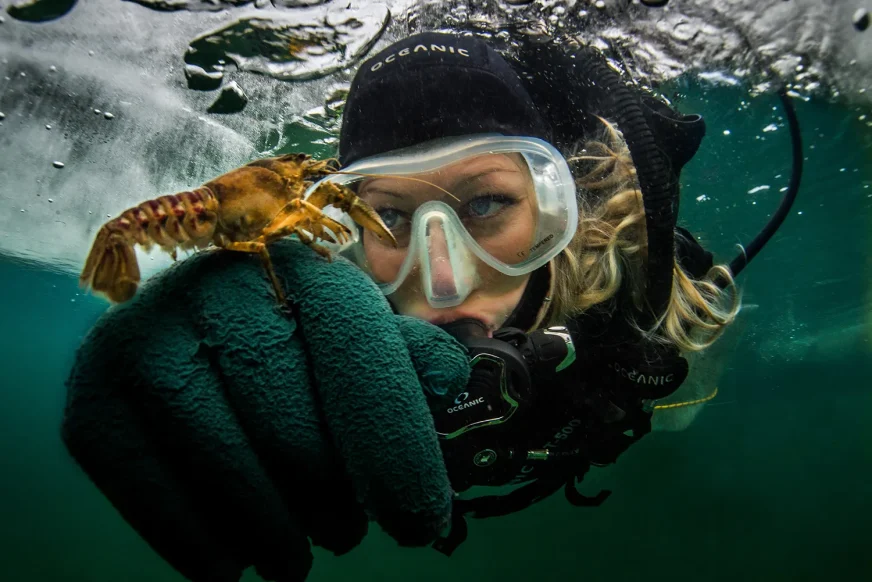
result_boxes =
[1,0,871,580]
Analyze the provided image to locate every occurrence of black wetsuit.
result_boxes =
[433,241,703,555]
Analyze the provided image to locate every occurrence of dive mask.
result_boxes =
[303,134,578,307]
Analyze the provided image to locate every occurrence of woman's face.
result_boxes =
[357,153,539,333]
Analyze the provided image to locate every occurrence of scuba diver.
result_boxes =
[62,31,801,582]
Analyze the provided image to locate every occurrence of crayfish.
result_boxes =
[79,153,397,305]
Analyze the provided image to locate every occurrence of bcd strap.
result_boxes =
[431,510,468,557]
[433,447,626,556]
[565,480,612,507]
[432,478,566,556]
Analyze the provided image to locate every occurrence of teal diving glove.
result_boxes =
[62,240,470,582]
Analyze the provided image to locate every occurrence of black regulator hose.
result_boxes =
[726,88,803,281]
[568,47,678,327]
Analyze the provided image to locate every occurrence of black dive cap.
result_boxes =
[339,32,551,166]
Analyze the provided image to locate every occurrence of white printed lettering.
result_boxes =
[368,45,472,72]
[447,397,485,414]
[611,362,676,387]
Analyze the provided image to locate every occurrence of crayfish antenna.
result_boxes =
[80,226,142,303]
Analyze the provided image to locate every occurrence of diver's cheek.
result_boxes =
[384,268,427,313]
[483,274,530,328]
[362,239,405,285]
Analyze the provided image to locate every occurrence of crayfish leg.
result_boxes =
[294,229,334,262]
[263,198,352,246]
[306,182,397,247]
[221,241,287,305]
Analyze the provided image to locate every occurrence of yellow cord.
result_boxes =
[653,387,719,411]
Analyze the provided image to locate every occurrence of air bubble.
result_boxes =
[0,112,5,121]
[52,161,64,168]
[723,129,731,135]
[853,8,870,32]
[94,109,101,114]
[104,112,114,119]
[49,65,57,72]
[207,81,248,114]
[45,124,52,130]
[48,198,54,203]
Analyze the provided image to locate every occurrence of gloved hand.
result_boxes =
[62,239,470,582]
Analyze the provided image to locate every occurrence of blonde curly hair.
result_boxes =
[544,118,741,353]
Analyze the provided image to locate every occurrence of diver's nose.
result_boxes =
[425,220,458,299]
[417,205,477,308]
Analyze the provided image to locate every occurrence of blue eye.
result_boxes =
[377,208,407,230]
[467,195,513,218]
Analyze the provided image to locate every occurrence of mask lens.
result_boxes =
[357,153,541,263]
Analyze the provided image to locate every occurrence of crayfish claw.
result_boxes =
[346,198,398,248]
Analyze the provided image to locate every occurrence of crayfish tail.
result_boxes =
[79,226,111,290]
[79,187,219,304]
[80,225,141,303]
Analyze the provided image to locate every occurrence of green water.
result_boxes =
[1,70,871,582]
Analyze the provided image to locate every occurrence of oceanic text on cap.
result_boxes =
[369,44,471,72]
